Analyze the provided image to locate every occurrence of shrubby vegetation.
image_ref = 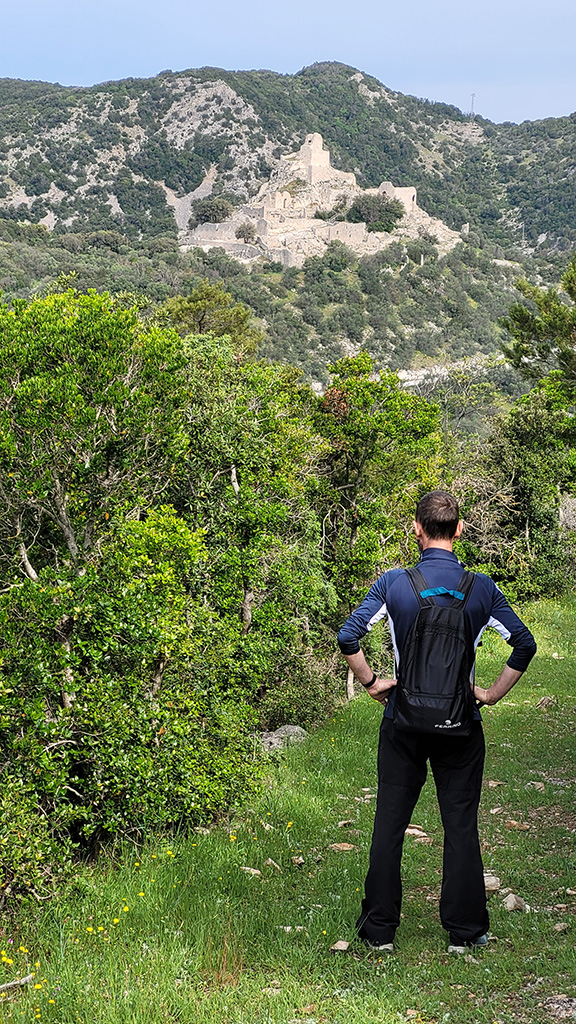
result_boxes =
[2,55,576,900]
[0,220,527,378]
[189,196,233,229]
[2,61,576,262]
[0,289,440,902]
[235,221,257,243]
[502,256,576,389]
[346,194,405,233]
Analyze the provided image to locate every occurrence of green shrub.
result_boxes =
[235,221,257,243]
[0,510,262,897]
[189,197,233,229]
[347,195,404,232]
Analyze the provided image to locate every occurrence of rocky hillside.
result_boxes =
[0,63,575,254]
[0,63,573,383]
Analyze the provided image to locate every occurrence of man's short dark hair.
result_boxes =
[415,491,460,540]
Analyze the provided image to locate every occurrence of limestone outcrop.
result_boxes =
[182,132,461,266]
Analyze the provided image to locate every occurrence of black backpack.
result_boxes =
[393,566,476,736]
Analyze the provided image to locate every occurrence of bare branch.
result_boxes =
[65,784,83,799]
[56,616,76,709]
[15,516,39,582]
[44,739,78,752]
[0,974,34,993]
[241,589,254,632]
[51,474,80,567]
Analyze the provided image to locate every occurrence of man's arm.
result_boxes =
[342,650,397,705]
[337,574,398,703]
[474,580,537,706]
[474,665,522,706]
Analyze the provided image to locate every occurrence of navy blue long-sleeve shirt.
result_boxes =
[337,548,537,719]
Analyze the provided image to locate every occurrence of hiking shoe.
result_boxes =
[363,940,394,953]
[448,933,488,954]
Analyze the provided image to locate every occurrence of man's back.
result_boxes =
[338,547,536,720]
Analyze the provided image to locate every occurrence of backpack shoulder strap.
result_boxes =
[404,566,435,608]
[406,566,477,607]
[455,569,476,609]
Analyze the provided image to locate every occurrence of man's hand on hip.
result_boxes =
[474,665,522,706]
[364,677,397,704]
[342,651,397,703]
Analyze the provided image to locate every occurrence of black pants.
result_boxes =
[356,716,489,946]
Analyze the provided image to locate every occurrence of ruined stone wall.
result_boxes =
[277,132,356,188]
[181,131,460,266]
[394,186,418,215]
[378,181,417,215]
[328,222,367,245]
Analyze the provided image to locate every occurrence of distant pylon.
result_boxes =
[470,93,475,120]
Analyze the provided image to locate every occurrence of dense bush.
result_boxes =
[347,195,405,233]
[0,290,336,898]
[189,197,233,229]
[235,221,257,243]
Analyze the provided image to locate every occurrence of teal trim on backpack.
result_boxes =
[420,587,465,600]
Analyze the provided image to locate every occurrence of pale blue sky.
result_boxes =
[2,0,573,124]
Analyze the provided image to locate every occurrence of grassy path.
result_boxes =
[2,598,576,1023]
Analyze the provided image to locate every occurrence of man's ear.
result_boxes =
[413,520,423,538]
[454,520,464,539]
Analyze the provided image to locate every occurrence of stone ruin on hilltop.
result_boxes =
[182,132,461,266]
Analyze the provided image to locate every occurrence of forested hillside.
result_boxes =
[0,220,531,379]
[1,62,574,375]
[1,63,575,252]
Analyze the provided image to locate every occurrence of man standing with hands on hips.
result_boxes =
[337,491,536,953]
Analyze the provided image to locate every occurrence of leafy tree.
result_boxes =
[501,255,576,391]
[0,292,259,893]
[322,240,355,272]
[0,293,342,900]
[235,221,257,243]
[413,357,512,434]
[159,280,263,354]
[335,304,366,343]
[189,197,233,229]
[347,195,405,233]
[0,290,190,584]
[314,352,441,612]
[455,373,576,598]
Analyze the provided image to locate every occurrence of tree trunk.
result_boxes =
[346,666,355,701]
[241,589,254,632]
[52,474,80,568]
[150,655,167,697]
[15,516,39,581]
[57,615,75,709]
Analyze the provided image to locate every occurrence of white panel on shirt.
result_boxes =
[367,603,401,677]
[367,603,388,630]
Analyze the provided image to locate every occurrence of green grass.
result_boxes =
[2,598,576,1023]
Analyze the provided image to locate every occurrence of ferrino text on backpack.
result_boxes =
[393,566,477,736]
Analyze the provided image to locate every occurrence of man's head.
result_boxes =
[414,491,462,549]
